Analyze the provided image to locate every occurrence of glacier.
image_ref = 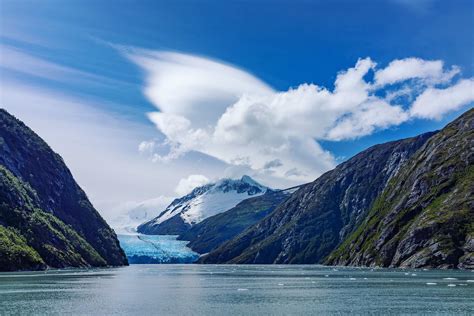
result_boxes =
[118,234,199,264]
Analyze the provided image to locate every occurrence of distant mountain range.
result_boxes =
[0,109,127,271]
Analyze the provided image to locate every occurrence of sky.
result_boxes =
[0,0,473,222]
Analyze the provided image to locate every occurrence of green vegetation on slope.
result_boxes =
[0,109,127,271]
[0,165,107,270]
[0,225,45,271]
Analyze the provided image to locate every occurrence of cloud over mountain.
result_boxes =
[128,50,474,183]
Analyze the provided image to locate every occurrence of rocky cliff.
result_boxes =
[179,188,296,254]
[326,109,473,269]
[200,132,434,264]
[200,109,473,269]
[0,109,127,271]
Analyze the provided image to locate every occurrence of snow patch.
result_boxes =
[179,190,262,224]
[148,175,269,227]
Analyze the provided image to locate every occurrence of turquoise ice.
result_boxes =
[118,234,199,263]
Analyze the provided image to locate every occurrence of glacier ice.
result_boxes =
[118,234,199,264]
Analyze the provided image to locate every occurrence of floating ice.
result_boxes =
[447,284,456,287]
[426,283,437,285]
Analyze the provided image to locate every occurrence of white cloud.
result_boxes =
[3,43,472,226]
[175,174,210,196]
[0,47,233,224]
[0,80,227,223]
[0,44,125,88]
[326,99,409,140]
[263,159,283,170]
[374,58,459,86]
[109,195,174,234]
[126,50,274,128]
[410,79,474,119]
[126,196,173,220]
[138,140,156,154]
[127,50,473,184]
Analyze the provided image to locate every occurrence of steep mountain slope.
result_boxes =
[0,109,127,271]
[179,187,298,254]
[326,108,473,269]
[137,176,269,235]
[200,132,435,264]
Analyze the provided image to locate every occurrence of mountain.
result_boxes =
[0,109,127,271]
[200,132,434,264]
[326,109,473,269]
[178,187,299,254]
[137,176,269,235]
[200,109,473,269]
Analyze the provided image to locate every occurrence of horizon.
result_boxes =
[1,0,473,223]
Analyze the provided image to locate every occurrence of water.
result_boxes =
[0,265,473,315]
[118,234,198,263]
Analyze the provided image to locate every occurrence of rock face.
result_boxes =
[200,132,434,264]
[137,176,269,235]
[200,109,473,269]
[0,109,127,271]
[326,108,473,269]
[179,188,298,254]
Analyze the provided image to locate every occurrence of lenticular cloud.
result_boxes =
[127,49,474,184]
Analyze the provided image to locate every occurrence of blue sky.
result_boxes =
[1,0,473,220]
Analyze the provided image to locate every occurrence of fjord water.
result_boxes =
[1,265,473,315]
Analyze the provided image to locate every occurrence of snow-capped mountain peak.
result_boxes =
[210,176,268,195]
[137,176,270,235]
